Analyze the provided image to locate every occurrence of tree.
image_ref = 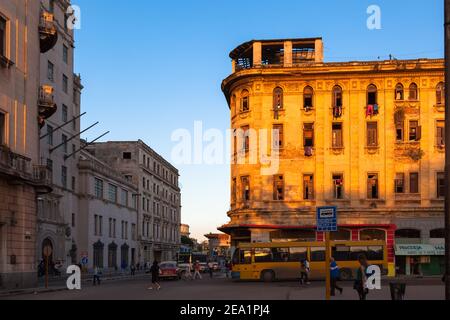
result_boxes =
[181,236,194,246]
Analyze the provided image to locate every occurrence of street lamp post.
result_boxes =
[445,0,450,301]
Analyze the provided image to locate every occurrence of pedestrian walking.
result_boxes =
[354,254,369,300]
[93,266,102,286]
[148,261,161,290]
[225,260,232,279]
[300,259,311,285]
[330,257,343,296]
[193,261,202,280]
[130,264,136,276]
[208,260,214,279]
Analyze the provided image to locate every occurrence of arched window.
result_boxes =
[332,85,343,107]
[436,82,445,105]
[331,229,351,241]
[395,83,404,101]
[273,87,283,110]
[240,89,250,112]
[304,86,314,110]
[395,229,421,239]
[93,240,104,268]
[430,228,445,239]
[367,84,378,105]
[108,242,118,268]
[409,83,418,101]
[360,229,386,241]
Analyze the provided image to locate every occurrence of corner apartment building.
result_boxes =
[37,0,83,269]
[220,38,445,276]
[1,0,55,289]
[86,141,181,263]
[78,149,138,270]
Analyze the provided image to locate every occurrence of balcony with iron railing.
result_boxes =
[0,145,53,193]
[39,10,58,53]
[38,85,57,128]
[0,144,32,178]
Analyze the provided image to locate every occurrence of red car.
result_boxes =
[159,261,181,280]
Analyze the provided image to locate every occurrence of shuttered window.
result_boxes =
[332,123,343,148]
[367,174,379,199]
[410,173,419,194]
[303,175,314,200]
[367,122,378,147]
[437,120,445,147]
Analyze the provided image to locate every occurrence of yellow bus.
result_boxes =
[231,241,388,282]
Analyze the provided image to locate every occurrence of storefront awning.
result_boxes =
[395,244,445,256]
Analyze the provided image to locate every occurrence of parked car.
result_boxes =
[159,261,182,280]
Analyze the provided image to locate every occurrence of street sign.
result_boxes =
[316,206,338,232]
[81,257,88,265]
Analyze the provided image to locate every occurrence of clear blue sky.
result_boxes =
[72,0,444,241]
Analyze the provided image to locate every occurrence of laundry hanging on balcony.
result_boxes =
[333,106,343,118]
[305,146,313,157]
[366,104,379,117]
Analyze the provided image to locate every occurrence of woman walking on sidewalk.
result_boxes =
[148,261,161,291]
[354,255,369,300]
[330,257,343,296]
[93,266,102,286]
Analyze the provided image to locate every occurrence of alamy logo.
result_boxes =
[66,265,82,290]
[367,5,382,30]
[66,5,81,30]
[366,265,382,290]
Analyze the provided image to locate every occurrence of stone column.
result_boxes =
[315,39,324,63]
[253,42,262,67]
[284,41,293,67]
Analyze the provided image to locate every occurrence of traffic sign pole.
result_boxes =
[317,206,337,302]
[325,231,331,301]
[45,255,49,289]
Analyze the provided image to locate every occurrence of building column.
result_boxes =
[314,39,324,63]
[284,41,293,67]
[253,42,262,67]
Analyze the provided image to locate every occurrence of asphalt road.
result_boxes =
[0,276,445,301]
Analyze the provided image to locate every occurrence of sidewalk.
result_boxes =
[0,272,150,298]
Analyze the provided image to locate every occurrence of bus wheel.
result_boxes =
[340,269,353,281]
[261,270,275,283]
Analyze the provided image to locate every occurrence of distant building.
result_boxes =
[180,224,190,238]
[204,233,231,258]
[78,150,139,270]
[85,140,181,263]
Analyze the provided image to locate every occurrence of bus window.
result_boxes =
[232,250,239,265]
[240,249,252,264]
[367,246,384,261]
[311,247,326,262]
[333,245,350,261]
[271,248,289,262]
[255,248,272,263]
[289,247,307,262]
[350,246,368,260]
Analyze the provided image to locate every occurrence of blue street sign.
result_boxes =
[81,257,88,265]
[317,206,338,232]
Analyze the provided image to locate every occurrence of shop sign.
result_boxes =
[395,244,445,256]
